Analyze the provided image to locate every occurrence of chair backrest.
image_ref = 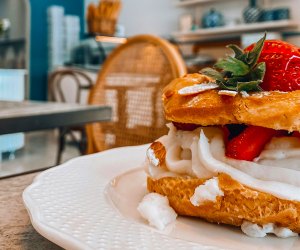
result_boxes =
[87,34,187,153]
[48,69,94,104]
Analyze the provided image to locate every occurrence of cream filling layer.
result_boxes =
[148,124,300,202]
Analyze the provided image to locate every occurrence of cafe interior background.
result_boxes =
[0,0,299,178]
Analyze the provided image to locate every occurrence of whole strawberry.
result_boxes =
[201,34,300,161]
[245,40,300,91]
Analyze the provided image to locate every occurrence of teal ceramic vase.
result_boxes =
[202,8,224,28]
[243,0,263,23]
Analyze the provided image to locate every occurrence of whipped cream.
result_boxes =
[241,221,298,238]
[137,193,177,230]
[144,124,300,236]
[190,177,224,206]
[148,123,300,201]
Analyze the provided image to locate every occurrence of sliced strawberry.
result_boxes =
[245,40,300,91]
[226,124,247,140]
[274,130,289,137]
[222,124,247,146]
[292,131,300,138]
[226,126,278,161]
[172,122,200,131]
[222,126,230,145]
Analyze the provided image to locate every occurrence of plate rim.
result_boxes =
[23,153,103,250]
[22,145,231,250]
[23,145,148,250]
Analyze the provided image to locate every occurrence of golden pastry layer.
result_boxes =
[163,73,300,131]
[148,173,300,233]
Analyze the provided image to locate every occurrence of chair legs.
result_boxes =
[69,130,87,155]
[56,127,87,165]
[78,130,87,155]
[56,127,66,165]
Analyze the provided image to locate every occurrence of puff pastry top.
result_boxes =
[163,73,300,132]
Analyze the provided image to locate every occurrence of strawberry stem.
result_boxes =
[201,33,267,93]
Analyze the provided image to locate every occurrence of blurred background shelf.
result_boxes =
[175,0,279,7]
[175,0,227,7]
[172,20,298,42]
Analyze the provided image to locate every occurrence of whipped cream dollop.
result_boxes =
[190,177,224,206]
[147,123,300,202]
[137,193,177,230]
[241,221,298,238]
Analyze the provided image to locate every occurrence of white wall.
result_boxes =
[118,0,186,37]
[85,0,186,37]
[0,0,27,39]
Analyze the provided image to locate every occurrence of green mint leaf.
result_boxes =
[215,57,250,76]
[200,67,223,82]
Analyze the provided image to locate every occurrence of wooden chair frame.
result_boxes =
[86,34,187,153]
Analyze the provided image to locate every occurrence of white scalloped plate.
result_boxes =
[23,145,300,250]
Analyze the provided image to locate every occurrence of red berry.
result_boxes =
[172,122,200,131]
[222,126,230,145]
[226,126,279,161]
[292,131,300,138]
[245,40,300,92]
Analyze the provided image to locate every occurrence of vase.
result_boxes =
[202,8,224,29]
[274,8,290,20]
[243,0,263,23]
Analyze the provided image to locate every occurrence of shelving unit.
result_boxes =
[173,0,299,43]
[175,0,271,7]
[175,0,227,7]
[173,20,298,43]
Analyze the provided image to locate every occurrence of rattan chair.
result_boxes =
[86,34,187,153]
[48,68,94,164]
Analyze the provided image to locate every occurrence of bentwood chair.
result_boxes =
[48,68,94,164]
[86,34,187,153]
